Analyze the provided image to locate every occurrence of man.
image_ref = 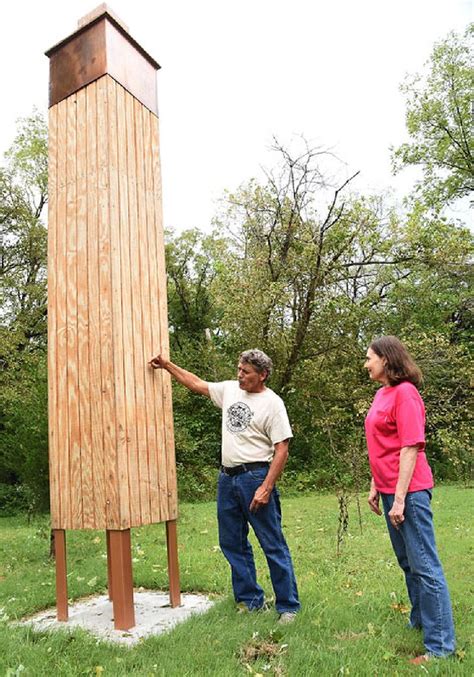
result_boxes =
[149,348,300,622]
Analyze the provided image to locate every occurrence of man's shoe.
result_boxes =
[278,612,297,625]
[409,654,430,665]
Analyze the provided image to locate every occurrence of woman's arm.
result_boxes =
[388,445,419,528]
[368,477,382,515]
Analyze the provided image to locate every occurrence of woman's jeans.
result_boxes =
[217,467,300,614]
[381,490,455,657]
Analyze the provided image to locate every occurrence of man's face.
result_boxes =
[237,361,267,393]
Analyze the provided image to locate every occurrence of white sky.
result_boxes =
[1,0,471,231]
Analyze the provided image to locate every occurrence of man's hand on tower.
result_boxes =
[149,354,210,397]
[149,354,168,370]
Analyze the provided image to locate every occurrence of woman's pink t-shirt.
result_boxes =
[365,381,433,494]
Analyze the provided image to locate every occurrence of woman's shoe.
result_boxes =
[409,654,430,665]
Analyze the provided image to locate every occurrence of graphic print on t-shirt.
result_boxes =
[226,402,254,433]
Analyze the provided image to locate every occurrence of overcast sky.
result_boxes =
[1,0,471,231]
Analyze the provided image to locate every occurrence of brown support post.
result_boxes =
[108,529,135,630]
[54,529,68,621]
[166,520,181,607]
[106,530,113,600]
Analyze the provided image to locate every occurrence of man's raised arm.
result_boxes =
[149,354,210,397]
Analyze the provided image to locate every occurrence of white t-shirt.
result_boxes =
[207,380,293,467]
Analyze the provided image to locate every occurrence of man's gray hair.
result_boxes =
[239,349,273,381]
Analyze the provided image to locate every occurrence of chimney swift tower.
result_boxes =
[46,4,180,630]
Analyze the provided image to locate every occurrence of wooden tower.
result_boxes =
[46,4,180,630]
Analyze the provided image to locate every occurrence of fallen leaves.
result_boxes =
[238,629,288,674]
[390,602,410,615]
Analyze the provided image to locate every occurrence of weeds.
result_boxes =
[0,486,472,675]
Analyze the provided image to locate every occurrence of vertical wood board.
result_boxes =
[48,75,177,529]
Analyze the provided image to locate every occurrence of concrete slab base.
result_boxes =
[18,591,215,646]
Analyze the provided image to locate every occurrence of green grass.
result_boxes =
[1,485,472,675]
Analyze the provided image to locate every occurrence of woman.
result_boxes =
[364,336,455,663]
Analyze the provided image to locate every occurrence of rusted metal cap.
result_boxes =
[45,5,160,115]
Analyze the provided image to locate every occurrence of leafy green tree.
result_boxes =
[392,24,474,209]
[166,228,227,352]
[164,229,230,499]
[216,144,413,389]
[0,111,49,512]
[1,110,48,346]
[209,141,473,485]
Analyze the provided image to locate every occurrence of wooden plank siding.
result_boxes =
[106,77,130,529]
[47,104,60,529]
[86,81,104,528]
[150,120,178,520]
[55,98,71,528]
[142,106,163,524]
[76,88,94,528]
[48,74,177,529]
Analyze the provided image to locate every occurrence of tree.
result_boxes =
[166,228,227,351]
[0,111,49,512]
[164,229,230,499]
[1,110,48,346]
[392,24,474,209]
[216,141,417,390]
[210,140,473,484]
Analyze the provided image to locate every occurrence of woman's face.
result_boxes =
[364,347,388,385]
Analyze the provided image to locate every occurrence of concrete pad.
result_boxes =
[18,590,215,646]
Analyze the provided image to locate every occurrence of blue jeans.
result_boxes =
[217,467,300,614]
[381,490,455,657]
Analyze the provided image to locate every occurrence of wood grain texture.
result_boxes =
[48,75,177,529]
[47,105,60,529]
[66,94,83,529]
[86,81,104,528]
[125,92,147,527]
[116,83,139,527]
[76,87,94,528]
[55,98,71,528]
[137,103,159,524]
[147,113,169,521]
[97,76,120,529]
[133,98,152,525]
[107,76,130,529]
[142,107,162,524]
[150,118,178,520]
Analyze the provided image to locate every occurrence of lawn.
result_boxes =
[0,485,472,675]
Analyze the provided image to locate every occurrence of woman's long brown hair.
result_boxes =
[370,336,423,387]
